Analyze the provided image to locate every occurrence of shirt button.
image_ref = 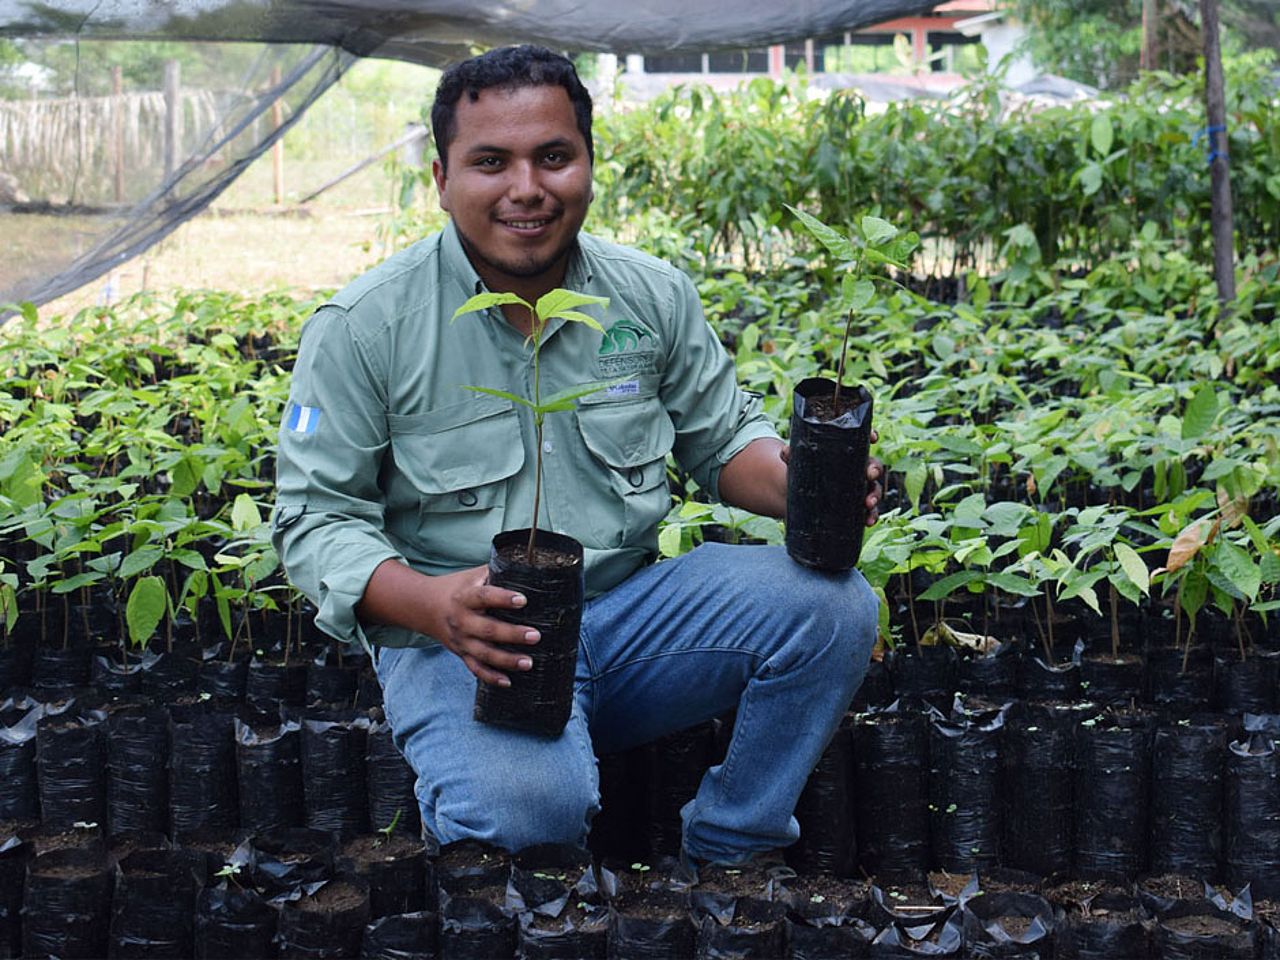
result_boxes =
[458,490,478,507]
[543,440,554,454]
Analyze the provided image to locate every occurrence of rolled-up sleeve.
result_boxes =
[272,306,405,649]
[660,271,778,499]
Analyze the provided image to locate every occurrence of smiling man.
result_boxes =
[273,46,882,870]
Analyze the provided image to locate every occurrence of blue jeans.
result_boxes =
[375,543,877,864]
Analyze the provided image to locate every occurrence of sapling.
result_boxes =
[783,205,919,411]
[452,290,617,561]
[375,808,402,847]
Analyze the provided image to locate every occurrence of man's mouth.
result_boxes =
[498,215,556,231]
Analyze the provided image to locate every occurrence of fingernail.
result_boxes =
[524,631,540,643]
[518,657,533,670]
[511,593,527,607]
[498,676,512,688]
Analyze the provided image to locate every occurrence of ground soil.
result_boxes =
[995,915,1035,937]
[778,873,870,911]
[293,879,367,914]
[610,886,689,921]
[928,871,972,899]
[1140,873,1205,902]
[1044,879,1129,910]
[30,857,106,880]
[1254,899,1280,926]
[1163,913,1241,936]
[878,881,944,914]
[805,390,866,423]
[437,842,509,895]
[341,832,424,868]
[28,826,102,855]
[496,542,581,570]
[694,862,774,899]
[526,900,605,932]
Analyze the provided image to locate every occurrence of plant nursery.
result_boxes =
[2,3,1280,958]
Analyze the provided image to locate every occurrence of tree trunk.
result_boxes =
[1200,0,1236,308]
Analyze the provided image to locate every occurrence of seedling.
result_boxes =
[453,289,617,560]
[784,206,919,409]
[214,862,243,886]
[629,862,652,874]
[375,808,402,846]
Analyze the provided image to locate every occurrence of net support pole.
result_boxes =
[112,65,124,203]
[163,59,181,181]
[271,64,285,205]
[1200,0,1235,307]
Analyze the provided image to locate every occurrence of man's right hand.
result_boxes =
[358,559,539,687]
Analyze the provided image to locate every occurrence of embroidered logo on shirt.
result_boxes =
[599,318,654,355]
[286,402,321,435]
[606,380,641,397]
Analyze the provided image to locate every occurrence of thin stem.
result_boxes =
[1109,578,1120,660]
[834,309,853,408]
[527,305,543,561]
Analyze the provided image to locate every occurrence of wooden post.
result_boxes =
[271,64,284,205]
[1142,0,1160,71]
[112,65,124,202]
[163,59,180,180]
[1200,0,1236,306]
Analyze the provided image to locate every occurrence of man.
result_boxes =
[273,45,882,868]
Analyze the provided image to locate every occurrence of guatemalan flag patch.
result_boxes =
[286,402,321,435]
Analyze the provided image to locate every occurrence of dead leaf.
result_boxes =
[1165,518,1221,573]
[1217,486,1248,530]
[1026,473,1037,497]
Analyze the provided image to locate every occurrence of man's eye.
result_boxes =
[475,156,502,168]
[543,152,567,165]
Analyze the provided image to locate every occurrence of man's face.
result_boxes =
[433,84,592,295]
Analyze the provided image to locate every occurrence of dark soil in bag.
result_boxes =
[1152,899,1257,959]
[302,713,371,837]
[518,900,608,959]
[1077,652,1143,706]
[339,833,427,920]
[507,843,596,918]
[959,891,1055,959]
[1072,711,1154,880]
[775,872,871,926]
[1136,873,1208,915]
[1054,891,1149,959]
[108,848,203,958]
[365,720,420,841]
[105,705,169,837]
[1016,656,1081,701]
[37,710,107,829]
[278,876,372,959]
[247,828,337,897]
[439,890,518,960]
[646,721,717,857]
[194,884,279,960]
[1225,732,1280,898]
[1150,718,1226,879]
[476,529,584,737]
[246,657,309,709]
[928,707,1002,873]
[22,847,113,959]
[361,910,438,960]
[0,702,41,821]
[169,705,238,837]
[607,886,698,960]
[1001,709,1073,878]
[1214,651,1279,714]
[869,912,962,957]
[199,649,250,701]
[867,881,951,928]
[888,646,956,704]
[853,706,929,877]
[30,644,92,700]
[436,840,509,897]
[0,836,32,958]
[785,377,873,571]
[787,721,856,877]
[695,896,786,959]
[1145,646,1213,713]
[236,716,304,835]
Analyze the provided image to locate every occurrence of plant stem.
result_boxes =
[1109,579,1120,660]
[527,304,544,562]
[834,309,853,408]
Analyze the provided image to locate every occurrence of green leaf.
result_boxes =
[658,523,683,559]
[983,501,1031,538]
[535,290,609,322]
[1181,383,1219,441]
[171,549,207,571]
[986,572,1041,597]
[904,459,926,512]
[549,310,607,334]
[1113,542,1150,596]
[119,545,164,579]
[231,493,261,533]
[126,576,166,648]
[1080,163,1103,197]
[52,572,101,594]
[952,493,987,530]
[1090,113,1114,158]
[1181,568,1209,620]
[842,276,876,313]
[860,215,897,246]
[919,570,984,601]
[538,378,629,412]
[1215,541,1261,602]
[171,456,201,498]
[451,291,529,321]
[461,386,535,409]
[784,205,855,261]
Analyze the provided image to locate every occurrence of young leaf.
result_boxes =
[1113,542,1150,595]
[462,386,536,410]
[231,494,262,533]
[1181,384,1220,442]
[1090,114,1114,158]
[451,291,529,321]
[539,378,631,412]
[842,276,876,313]
[860,215,898,246]
[126,575,167,648]
[784,205,855,261]
[119,545,164,579]
[1215,541,1261,602]
[535,290,609,321]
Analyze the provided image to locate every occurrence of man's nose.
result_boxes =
[507,161,545,204]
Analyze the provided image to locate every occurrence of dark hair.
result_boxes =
[431,45,594,173]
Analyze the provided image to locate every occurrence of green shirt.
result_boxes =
[272,222,777,649]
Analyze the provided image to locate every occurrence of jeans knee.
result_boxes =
[435,760,599,853]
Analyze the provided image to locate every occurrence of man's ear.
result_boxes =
[432,156,450,213]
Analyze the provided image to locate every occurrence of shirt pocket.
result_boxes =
[387,396,524,565]
[575,390,676,548]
